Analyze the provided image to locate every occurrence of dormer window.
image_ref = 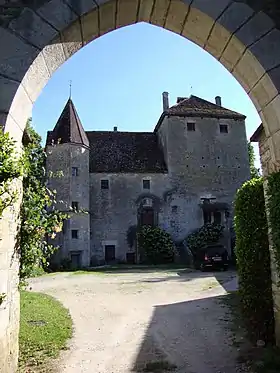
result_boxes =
[143,179,150,190]
[220,124,228,133]
[187,122,195,131]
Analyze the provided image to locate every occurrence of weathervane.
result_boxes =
[69,80,72,99]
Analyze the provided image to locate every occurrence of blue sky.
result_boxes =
[33,22,261,165]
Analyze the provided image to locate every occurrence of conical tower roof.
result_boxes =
[46,99,89,147]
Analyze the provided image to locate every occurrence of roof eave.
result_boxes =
[250,123,264,142]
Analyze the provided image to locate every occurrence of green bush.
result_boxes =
[267,171,280,277]
[184,223,224,255]
[234,177,274,343]
[137,226,175,264]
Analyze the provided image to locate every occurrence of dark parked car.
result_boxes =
[194,244,229,271]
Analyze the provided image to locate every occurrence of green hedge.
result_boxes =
[234,177,274,343]
[267,171,280,276]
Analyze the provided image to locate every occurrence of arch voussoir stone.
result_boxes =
[164,0,189,34]
[205,21,231,59]
[7,7,58,49]
[0,26,40,83]
[116,0,139,28]
[181,7,213,48]
[81,8,99,45]
[150,0,170,27]
[21,51,51,104]
[36,0,79,32]
[137,0,155,22]
[99,0,117,36]
[60,18,84,60]
[3,1,280,371]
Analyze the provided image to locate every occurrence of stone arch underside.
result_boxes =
[1,0,280,170]
[2,1,280,370]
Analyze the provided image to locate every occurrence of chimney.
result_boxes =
[113,126,118,132]
[215,96,222,106]
[162,91,169,111]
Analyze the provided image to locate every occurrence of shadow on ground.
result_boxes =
[131,292,239,373]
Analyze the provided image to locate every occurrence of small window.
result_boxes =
[172,205,178,213]
[72,167,78,176]
[203,211,211,225]
[220,124,228,133]
[71,229,78,239]
[187,122,195,131]
[101,179,109,189]
[214,211,222,225]
[72,201,79,211]
[143,179,150,190]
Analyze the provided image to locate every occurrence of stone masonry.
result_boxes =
[45,93,250,267]
[2,0,280,371]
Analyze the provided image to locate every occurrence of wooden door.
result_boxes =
[105,245,116,263]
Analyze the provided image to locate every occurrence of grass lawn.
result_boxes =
[19,291,72,372]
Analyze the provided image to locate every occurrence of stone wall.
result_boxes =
[0,181,21,373]
[46,143,91,267]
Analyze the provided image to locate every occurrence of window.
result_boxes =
[72,167,78,176]
[187,122,195,131]
[203,211,211,225]
[220,124,228,133]
[101,179,109,190]
[214,211,222,225]
[71,229,78,239]
[71,201,79,211]
[172,205,178,213]
[143,179,150,190]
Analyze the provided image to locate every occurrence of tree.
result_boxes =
[19,119,67,280]
[248,142,260,179]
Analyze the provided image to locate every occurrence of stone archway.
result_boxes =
[1,1,280,371]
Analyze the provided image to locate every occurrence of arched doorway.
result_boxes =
[1,1,280,370]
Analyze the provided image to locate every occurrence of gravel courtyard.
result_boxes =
[30,269,241,373]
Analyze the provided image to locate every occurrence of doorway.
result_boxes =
[105,245,116,263]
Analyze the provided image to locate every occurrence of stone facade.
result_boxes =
[45,94,250,267]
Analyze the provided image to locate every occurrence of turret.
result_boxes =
[45,98,90,268]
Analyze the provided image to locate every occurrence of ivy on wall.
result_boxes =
[267,171,280,278]
[234,177,274,343]
[0,131,23,216]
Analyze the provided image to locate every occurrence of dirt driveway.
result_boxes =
[30,269,241,373]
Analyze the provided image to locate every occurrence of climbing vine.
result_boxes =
[267,171,280,278]
[0,131,23,217]
[19,120,68,280]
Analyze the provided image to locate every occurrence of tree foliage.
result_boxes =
[234,177,274,343]
[248,142,260,179]
[137,226,175,264]
[19,119,67,280]
[0,131,23,216]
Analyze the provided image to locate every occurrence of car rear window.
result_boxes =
[206,246,225,255]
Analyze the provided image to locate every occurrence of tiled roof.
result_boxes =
[154,95,246,132]
[46,99,89,147]
[168,95,246,118]
[86,131,167,173]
